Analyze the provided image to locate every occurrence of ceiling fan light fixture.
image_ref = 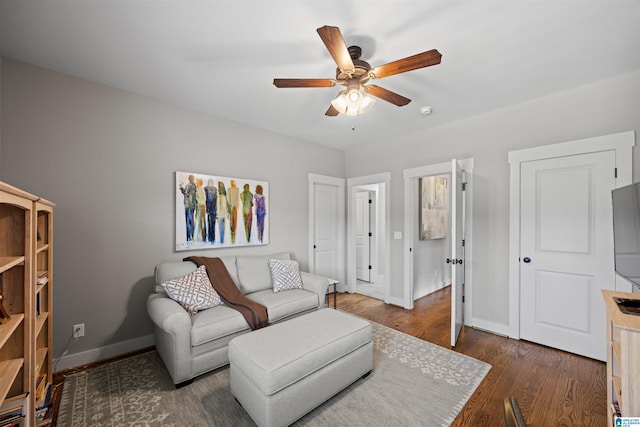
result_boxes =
[330,81,375,116]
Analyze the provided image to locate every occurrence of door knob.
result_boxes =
[523,257,531,263]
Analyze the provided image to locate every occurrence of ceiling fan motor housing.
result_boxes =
[336,46,372,84]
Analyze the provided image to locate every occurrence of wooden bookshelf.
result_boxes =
[0,181,34,425]
[602,289,640,426]
[0,181,54,426]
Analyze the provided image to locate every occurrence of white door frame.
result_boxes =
[403,159,474,320]
[507,131,635,339]
[308,173,346,285]
[347,173,391,302]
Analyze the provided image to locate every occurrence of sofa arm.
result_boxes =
[300,272,330,308]
[147,293,191,333]
[147,293,193,385]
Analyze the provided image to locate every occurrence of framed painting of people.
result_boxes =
[175,171,269,251]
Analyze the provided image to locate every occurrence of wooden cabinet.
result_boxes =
[602,289,640,426]
[0,181,53,426]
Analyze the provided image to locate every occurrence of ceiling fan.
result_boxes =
[273,25,442,117]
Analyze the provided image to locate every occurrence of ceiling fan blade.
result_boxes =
[317,25,355,72]
[372,49,442,79]
[364,85,411,106]
[325,104,340,116]
[273,78,337,88]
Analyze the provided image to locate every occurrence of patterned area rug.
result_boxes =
[57,322,490,427]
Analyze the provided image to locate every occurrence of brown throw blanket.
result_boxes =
[184,256,269,330]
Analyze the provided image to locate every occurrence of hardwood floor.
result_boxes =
[334,288,607,427]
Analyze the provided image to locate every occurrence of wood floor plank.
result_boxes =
[334,288,607,427]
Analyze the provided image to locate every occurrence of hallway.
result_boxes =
[355,279,384,300]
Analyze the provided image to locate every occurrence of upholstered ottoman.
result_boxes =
[228,308,373,427]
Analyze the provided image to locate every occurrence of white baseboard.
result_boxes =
[469,317,510,337]
[54,334,155,372]
[387,296,405,307]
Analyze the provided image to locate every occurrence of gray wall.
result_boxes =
[2,56,639,364]
[0,59,345,362]
[345,69,640,329]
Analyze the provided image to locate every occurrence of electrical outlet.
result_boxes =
[73,323,85,338]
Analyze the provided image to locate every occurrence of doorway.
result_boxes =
[403,159,474,346]
[347,173,391,302]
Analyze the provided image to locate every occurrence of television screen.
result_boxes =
[612,182,640,290]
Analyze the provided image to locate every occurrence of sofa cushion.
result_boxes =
[155,257,240,294]
[191,304,250,347]
[247,288,318,323]
[269,259,303,293]
[236,252,291,294]
[155,261,198,293]
[161,266,222,315]
[217,256,240,286]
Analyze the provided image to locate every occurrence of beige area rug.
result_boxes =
[57,322,490,427]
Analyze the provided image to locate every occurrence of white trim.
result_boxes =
[308,173,346,284]
[472,319,511,337]
[507,131,635,339]
[54,334,154,372]
[347,173,391,303]
[402,159,474,322]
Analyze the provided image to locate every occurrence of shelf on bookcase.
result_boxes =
[0,256,25,274]
[0,358,24,403]
[36,242,49,254]
[0,314,24,348]
[36,283,46,295]
[35,347,48,374]
[35,313,48,337]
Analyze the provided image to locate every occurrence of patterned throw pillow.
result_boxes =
[161,265,222,315]
[269,259,303,293]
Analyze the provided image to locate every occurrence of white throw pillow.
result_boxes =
[161,265,222,315]
[269,259,303,293]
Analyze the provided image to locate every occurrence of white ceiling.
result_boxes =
[1,1,639,150]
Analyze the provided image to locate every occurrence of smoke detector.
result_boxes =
[420,106,432,116]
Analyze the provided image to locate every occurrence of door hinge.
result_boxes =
[462,295,465,303]
[369,199,372,204]
[462,239,465,247]
[615,167,618,178]
[368,265,372,270]
[462,182,467,191]
[368,232,372,237]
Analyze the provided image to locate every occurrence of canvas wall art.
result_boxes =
[175,171,269,251]
[419,176,449,240]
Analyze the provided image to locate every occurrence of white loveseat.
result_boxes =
[146,252,329,386]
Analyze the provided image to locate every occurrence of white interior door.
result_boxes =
[519,150,615,361]
[355,191,371,282]
[311,180,343,280]
[450,160,465,347]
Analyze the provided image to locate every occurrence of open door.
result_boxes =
[450,159,465,346]
[355,191,371,282]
